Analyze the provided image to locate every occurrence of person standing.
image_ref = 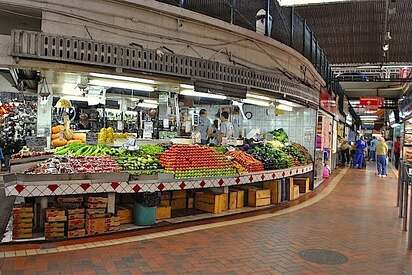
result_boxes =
[340,139,351,166]
[198,109,211,145]
[368,136,378,161]
[386,139,393,162]
[354,137,367,169]
[394,136,401,169]
[219,111,234,139]
[376,137,389,177]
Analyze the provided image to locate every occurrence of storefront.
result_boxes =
[1,68,318,242]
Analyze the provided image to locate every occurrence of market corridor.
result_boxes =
[1,165,410,274]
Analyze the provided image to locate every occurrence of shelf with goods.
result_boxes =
[3,134,314,243]
[403,120,412,162]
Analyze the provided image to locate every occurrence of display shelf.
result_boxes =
[3,164,313,197]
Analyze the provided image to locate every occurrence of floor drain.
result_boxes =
[299,249,348,265]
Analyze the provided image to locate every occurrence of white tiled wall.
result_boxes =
[195,104,316,156]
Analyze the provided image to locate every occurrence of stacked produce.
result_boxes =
[283,143,312,165]
[269,128,289,143]
[227,150,264,173]
[51,125,85,148]
[25,156,120,174]
[247,144,293,170]
[0,102,15,117]
[12,146,52,159]
[160,145,237,179]
[115,144,164,174]
[54,143,117,156]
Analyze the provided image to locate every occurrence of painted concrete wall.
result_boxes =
[0,0,325,90]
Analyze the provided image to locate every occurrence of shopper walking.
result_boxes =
[386,139,393,161]
[340,139,351,166]
[376,137,389,177]
[394,136,401,169]
[354,137,367,169]
[368,136,378,161]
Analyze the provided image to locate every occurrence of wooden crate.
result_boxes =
[293,177,310,193]
[172,190,186,199]
[262,180,281,204]
[156,206,172,220]
[195,192,227,214]
[228,192,237,210]
[292,185,300,200]
[248,188,271,207]
[171,198,186,210]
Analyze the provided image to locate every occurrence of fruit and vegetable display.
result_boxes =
[160,145,237,179]
[116,155,162,171]
[51,124,85,148]
[269,128,289,143]
[138,144,165,156]
[12,146,52,160]
[226,150,264,173]
[247,144,293,170]
[283,143,312,166]
[98,127,132,144]
[25,156,120,175]
[54,143,117,157]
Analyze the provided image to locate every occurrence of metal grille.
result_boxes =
[11,30,319,106]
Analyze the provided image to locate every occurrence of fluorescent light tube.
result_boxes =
[89,79,154,92]
[137,102,158,109]
[276,99,301,107]
[89,73,155,84]
[247,93,271,101]
[180,84,195,89]
[180,89,227,100]
[276,104,293,111]
[144,99,159,105]
[242,98,270,107]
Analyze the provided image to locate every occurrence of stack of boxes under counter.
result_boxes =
[45,208,66,240]
[58,196,85,239]
[12,204,33,239]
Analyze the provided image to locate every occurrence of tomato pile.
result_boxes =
[227,150,264,173]
[160,145,237,179]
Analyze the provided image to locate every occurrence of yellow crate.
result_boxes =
[156,206,172,220]
[248,188,271,207]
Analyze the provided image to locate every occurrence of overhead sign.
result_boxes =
[359,97,382,109]
[320,88,336,115]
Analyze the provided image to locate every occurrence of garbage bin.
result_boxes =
[133,203,156,226]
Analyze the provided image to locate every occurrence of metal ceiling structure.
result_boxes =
[295,0,412,65]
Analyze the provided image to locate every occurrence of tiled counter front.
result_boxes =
[5,165,313,197]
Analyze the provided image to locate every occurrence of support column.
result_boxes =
[36,74,53,149]
[107,193,116,214]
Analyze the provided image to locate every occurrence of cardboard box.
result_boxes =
[13,227,32,234]
[86,202,107,209]
[67,229,86,239]
[188,197,194,209]
[46,209,66,222]
[13,212,33,219]
[57,197,84,203]
[12,233,33,239]
[87,197,108,203]
[86,209,106,215]
[248,188,271,207]
[156,206,172,220]
[228,192,237,210]
[292,185,300,200]
[293,177,310,193]
[171,198,186,210]
[67,213,85,220]
[195,192,227,214]
[12,205,32,214]
[68,219,85,230]
[117,207,133,224]
[263,180,281,204]
[172,190,186,199]
[67,208,85,215]
[13,216,33,224]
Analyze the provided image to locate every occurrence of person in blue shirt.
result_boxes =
[354,136,367,169]
[368,136,378,161]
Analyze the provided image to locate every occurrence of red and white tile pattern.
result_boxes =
[4,165,313,197]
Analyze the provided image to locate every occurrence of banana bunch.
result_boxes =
[98,127,115,144]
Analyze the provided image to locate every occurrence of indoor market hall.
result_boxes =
[0,0,412,274]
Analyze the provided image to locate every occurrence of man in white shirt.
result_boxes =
[220,111,234,139]
[198,109,211,145]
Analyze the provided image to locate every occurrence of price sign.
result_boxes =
[25,136,47,151]
[86,132,98,145]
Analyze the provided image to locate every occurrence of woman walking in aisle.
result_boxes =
[376,137,389,177]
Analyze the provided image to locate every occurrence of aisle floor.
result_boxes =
[1,164,411,274]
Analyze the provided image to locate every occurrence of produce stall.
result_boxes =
[1,69,318,243]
